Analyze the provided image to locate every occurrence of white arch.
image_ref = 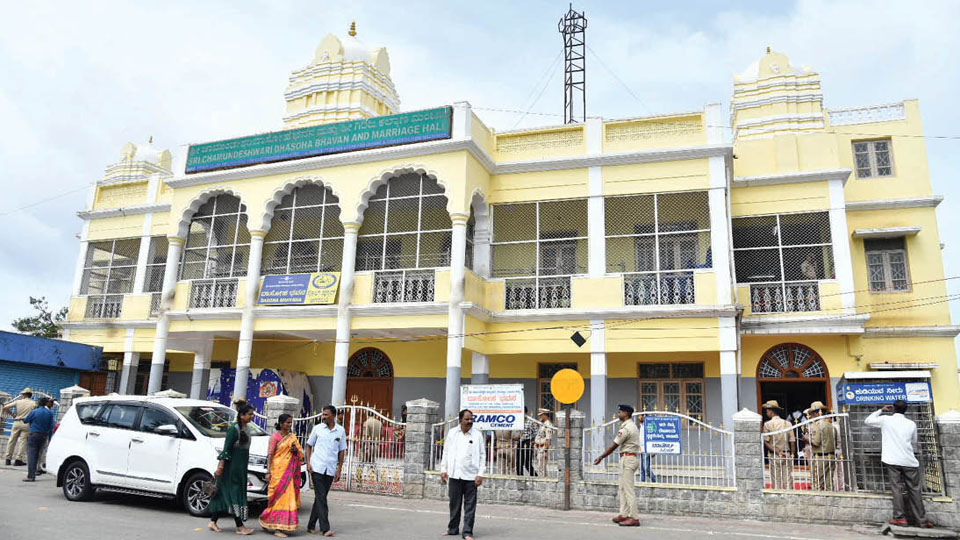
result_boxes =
[175,186,250,239]
[353,164,450,225]
[261,175,343,232]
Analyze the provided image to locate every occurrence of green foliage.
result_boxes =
[11,296,68,338]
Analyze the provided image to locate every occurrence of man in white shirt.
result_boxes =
[306,405,348,536]
[440,409,485,540]
[865,400,933,528]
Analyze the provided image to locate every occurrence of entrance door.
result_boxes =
[756,343,831,417]
[346,348,394,417]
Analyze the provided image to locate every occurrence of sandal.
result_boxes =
[208,522,223,533]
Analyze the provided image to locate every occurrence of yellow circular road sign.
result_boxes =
[550,368,585,404]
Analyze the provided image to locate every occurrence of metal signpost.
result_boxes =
[550,368,585,510]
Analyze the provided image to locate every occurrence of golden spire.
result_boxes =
[766,46,771,54]
[349,21,356,37]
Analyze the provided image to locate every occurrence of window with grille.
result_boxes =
[81,239,140,318]
[853,139,894,178]
[465,210,476,271]
[356,173,451,272]
[733,212,834,313]
[180,195,251,280]
[143,237,167,293]
[492,199,586,309]
[864,237,910,293]
[637,363,704,420]
[538,363,580,411]
[605,191,710,305]
[262,184,344,275]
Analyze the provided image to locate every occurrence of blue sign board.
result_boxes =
[258,272,340,305]
[839,382,932,404]
[644,415,682,455]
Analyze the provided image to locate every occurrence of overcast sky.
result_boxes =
[1,1,958,352]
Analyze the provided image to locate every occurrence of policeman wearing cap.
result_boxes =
[592,404,641,527]
[804,400,836,491]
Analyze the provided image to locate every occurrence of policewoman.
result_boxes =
[593,404,641,527]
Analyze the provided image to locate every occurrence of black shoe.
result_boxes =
[37,469,46,475]
[13,460,26,467]
[4,459,9,466]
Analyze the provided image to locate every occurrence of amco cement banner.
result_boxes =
[460,384,524,430]
[644,415,682,455]
[185,106,452,173]
[258,272,340,305]
[839,381,932,404]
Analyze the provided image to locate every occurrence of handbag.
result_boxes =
[202,477,218,497]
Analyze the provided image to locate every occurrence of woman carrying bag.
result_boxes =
[259,414,304,537]
[208,400,255,535]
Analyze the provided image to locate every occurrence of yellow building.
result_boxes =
[61,31,958,426]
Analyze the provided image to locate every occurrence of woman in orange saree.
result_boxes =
[259,414,304,537]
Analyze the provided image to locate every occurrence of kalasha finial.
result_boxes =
[148,135,153,144]
[349,21,356,37]
[766,46,771,54]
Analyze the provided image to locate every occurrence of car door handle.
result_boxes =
[88,432,100,437]
[131,438,144,443]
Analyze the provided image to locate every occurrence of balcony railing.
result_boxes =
[750,281,820,313]
[505,276,571,310]
[827,102,905,126]
[189,279,238,309]
[85,295,123,319]
[624,272,695,306]
[149,292,162,316]
[373,270,435,303]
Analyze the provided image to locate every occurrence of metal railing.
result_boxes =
[430,415,560,478]
[149,292,162,316]
[623,272,695,306]
[504,276,572,310]
[750,281,820,313]
[189,278,238,309]
[582,411,735,488]
[373,270,435,303]
[332,406,407,496]
[761,413,855,492]
[85,295,123,318]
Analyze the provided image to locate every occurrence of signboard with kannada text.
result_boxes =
[257,272,340,305]
[459,384,524,431]
[644,415,682,455]
[186,106,452,173]
[839,382,931,405]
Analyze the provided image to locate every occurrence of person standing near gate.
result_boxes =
[440,409,485,540]
[516,407,538,476]
[534,408,554,477]
[762,400,794,489]
[593,404,641,527]
[305,405,347,537]
[865,401,934,528]
[805,401,836,491]
[2,388,36,466]
[21,397,54,482]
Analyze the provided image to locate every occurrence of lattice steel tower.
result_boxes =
[558,4,587,124]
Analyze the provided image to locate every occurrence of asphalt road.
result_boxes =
[0,465,880,540]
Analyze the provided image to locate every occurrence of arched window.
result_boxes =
[347,348,394,378]
[181,195,250,279]
[356,173,451,272]
[757,343,827,380]
[262,184,344,275]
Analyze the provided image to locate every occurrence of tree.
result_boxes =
[11,296,68,338]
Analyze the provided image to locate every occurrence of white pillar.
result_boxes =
[147,237,184,394]
[133,178,159,293]
[190,336,214,400]
[331,223,360,407]
[445,214,469,419]
[118,328,138,394]
[718,316,738,426]
[706,102,733,306]
[232,232,265,402]
[589,320,607,428]
[828,178,855,311]
[586,117,605,277]
[471,352,489,384]
[71,182,97,296]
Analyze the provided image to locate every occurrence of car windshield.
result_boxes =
[174,405,266,438]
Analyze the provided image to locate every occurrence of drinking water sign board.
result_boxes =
[185,106,452,173]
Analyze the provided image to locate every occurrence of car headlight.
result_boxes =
[248,454,267,467]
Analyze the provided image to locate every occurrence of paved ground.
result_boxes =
[0,465,884,540]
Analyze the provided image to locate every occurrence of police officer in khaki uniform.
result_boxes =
[762,400,795,489]
[804,400,837,491]
[593,404,641,527]
[533,408,553,477]
[2,388,36,466]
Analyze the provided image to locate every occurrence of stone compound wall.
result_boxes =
[404,401,960,529]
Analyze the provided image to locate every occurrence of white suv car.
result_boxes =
[47,395,274,516]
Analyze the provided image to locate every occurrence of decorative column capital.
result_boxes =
[450,213,470,226]
[249,230,268,239]
[342,221,361,233]
[168,236,185,246]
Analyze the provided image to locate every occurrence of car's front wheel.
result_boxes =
[182,471,213,517]
[62,460,95,502]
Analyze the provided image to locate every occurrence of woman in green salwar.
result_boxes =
[208,401,255,535]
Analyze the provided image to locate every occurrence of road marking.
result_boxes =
[345,502,833,540]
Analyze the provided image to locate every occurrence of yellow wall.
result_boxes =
[731,180,830,217]
[603,159,710,196]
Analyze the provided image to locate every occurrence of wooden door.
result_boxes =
[345,378,393,417]
[79,372,108,395]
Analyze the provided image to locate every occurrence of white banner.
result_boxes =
[460,384,524,430]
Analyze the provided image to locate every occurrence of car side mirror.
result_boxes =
[155,424,179,437]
